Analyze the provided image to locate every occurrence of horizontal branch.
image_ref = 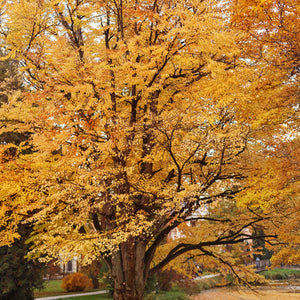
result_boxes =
[149,233,277,275]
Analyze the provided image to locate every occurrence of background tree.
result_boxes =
[252,228,273,261]
[0,50,45,300]
[230,0,299,130]
[0,1,298,299]
[0,225,45,300]
[81,259,103,289]
[230,0,300,266]
[236,137,300,266]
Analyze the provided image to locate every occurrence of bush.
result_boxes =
[261,269,300,280]
[144,270,223,297]
[98,262,114,294]
[81,260,102,289]
[61,272,92,292]
[144,268,200,298]
[145,269,188,293]
[46,259,61,280]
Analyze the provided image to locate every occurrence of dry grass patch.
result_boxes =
[191,287,300,300]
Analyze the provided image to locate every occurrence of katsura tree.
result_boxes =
[0,0,298,299]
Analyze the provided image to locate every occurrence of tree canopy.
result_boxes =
[0,0,299,299]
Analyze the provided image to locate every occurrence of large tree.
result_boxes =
[0,1,298,299]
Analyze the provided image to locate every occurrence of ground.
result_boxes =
[191,287,300,300]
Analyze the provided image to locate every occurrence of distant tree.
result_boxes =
[81,259,103,289]
[0,51,45,300]
[252,228,273,261]
[45,259,61,280]
[0,49,22,104]
[0,225,45,300]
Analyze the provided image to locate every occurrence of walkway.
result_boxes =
[194,274,220,280]
[35,290,109,300]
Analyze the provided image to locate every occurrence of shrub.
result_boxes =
[61,272,92,292]
[261,269,300,280]
[46,259,61,280]
[145,269,189,293]
[81,260,102,289]
[98,262,114,294]
[144,268,201,298]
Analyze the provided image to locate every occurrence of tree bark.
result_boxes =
[110,238,147,300]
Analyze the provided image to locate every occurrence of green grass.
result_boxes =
[35,279,189,300]
[145,290,188,300]
[38,279,65,293]
[55,294,112,300]
[34,279,66,297]
[34,276,222,299]
[55,291,187,300]
[34,279,105,298]
[260,268,300,280]
[145,275,222,299]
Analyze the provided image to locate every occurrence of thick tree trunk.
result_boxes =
[110,238,147,300]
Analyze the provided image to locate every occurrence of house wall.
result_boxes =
[60,256,80,274]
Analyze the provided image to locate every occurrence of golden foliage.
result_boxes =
[61,272,93,292]
[0,0,299,297]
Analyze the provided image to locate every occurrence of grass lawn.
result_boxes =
[260,269,300,280]
[38,279,65,293]
[55,294,112,300]
[55,291,190,300]
[145,290,187,300]
[34,280,188,300]
[54,291,189,300]
[34,279,104,298]
[34,279,66,297]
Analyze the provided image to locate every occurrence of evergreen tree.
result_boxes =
[0,51,45,300]
[252,228,273,261]
[0,226,45,300]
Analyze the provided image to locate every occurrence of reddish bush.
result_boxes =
[158,269,200,294]
[61,272,92,292]
[46,259,61,280]
[81,260,102,289]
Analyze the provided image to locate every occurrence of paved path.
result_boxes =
[194,274,219,280]
[35,290,109,300]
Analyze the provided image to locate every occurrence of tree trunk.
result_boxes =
[110,238,147,300]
